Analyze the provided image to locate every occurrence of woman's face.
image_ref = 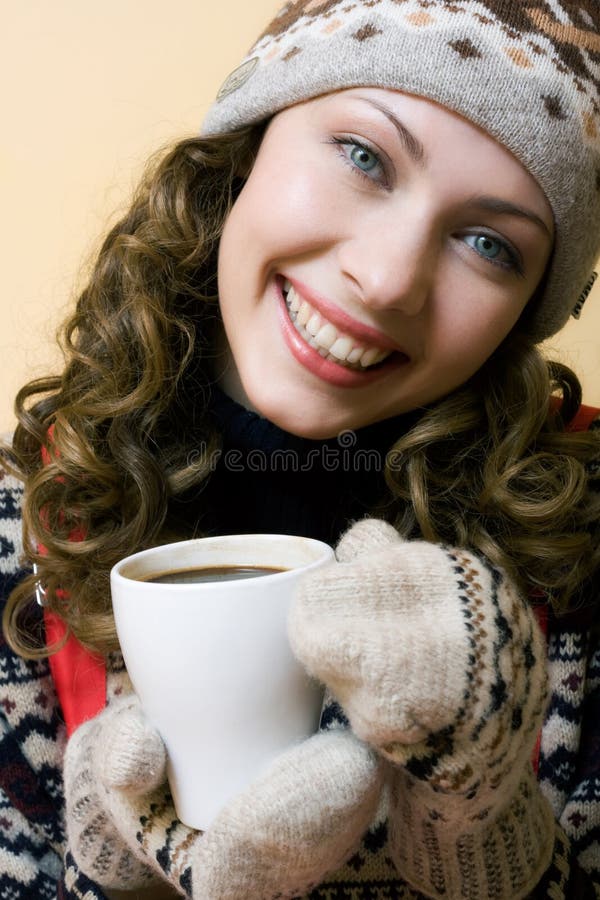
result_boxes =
[216,88,553,438]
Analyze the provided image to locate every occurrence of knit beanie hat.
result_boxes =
[202,0,600,343]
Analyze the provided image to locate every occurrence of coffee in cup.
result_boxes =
[111,533,335,830]
[142,564,289,584]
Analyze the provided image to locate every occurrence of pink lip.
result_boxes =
[276,283,409,389]
[283,276,406,353]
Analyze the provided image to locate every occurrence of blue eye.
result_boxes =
[349,144,379,173]
[463,232,520,272]
[470,235,502,259]
[330,137,387,186]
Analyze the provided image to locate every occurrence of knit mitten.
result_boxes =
[289,518,555,899]
[64,692,384,898]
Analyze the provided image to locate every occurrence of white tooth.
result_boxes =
[360,347,382,367]
[329,336,355,360]
[308,337,319,349]
[346,346,365,364]
[297,302,312,326]
[306,313,322,336]
[287,285,301,312]
[372,349,391,365]
[317,346,329,357]
[283,278,292,294]
[314,323,338,351]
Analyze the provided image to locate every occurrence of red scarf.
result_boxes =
[40,433,105,736]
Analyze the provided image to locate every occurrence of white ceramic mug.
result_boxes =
[110,533,334,830]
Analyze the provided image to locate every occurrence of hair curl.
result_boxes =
[3,125,599,659]
[377,337,599,610]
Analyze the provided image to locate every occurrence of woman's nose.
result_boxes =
[338,218,437,316]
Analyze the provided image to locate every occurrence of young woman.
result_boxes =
[1,1,599,897]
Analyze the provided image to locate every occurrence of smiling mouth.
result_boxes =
[282,280,395,372]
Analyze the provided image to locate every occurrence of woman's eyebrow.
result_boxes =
[465,196,553,240]
[350,95,426,166]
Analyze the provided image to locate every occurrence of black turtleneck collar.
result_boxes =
[169,386,415,547]
[209,384,409,453]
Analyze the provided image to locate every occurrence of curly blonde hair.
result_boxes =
[3,124,599,659]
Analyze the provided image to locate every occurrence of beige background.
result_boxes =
[2,2,599,434]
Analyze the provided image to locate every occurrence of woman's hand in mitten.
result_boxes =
[64,692,384,899]
[289,518,556,899]
[64,694,180,894]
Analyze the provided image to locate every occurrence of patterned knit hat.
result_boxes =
[202,0,600,342]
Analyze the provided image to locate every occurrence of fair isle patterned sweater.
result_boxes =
[0,418,598,898]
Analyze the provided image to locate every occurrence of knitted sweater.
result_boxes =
[0,396,598,899]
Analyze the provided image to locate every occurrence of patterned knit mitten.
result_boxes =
[289,517,555,899]
[64,692,384,898]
